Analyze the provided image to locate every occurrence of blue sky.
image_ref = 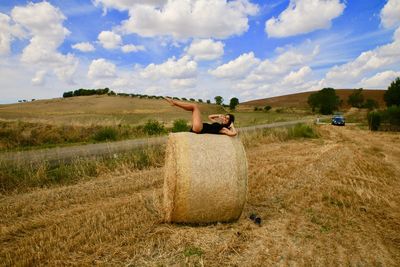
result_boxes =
[1,0,400,104]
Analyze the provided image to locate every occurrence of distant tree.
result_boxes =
[63,91,73,98]
[181,97,188,101]
[264,105,271,111]
[206,100,211,104]
[189,98,196,102]
[308,88,340,115]
[229,97,239,110]
[198,99,203,103]
[307,93,319,112]
[384,77,400,107]
[254,107,259,111]
[363,98,379,110]
[214,96,223,105]
[347,88,364,108]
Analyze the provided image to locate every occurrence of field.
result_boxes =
[1,125,399,266]
[242,89,386,109]
[0,95,315,151]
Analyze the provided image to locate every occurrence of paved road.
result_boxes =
[0,119,311,165]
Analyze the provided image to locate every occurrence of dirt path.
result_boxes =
[0,119,310,165]
[1,125,399,266]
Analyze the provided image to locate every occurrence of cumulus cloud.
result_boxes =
[0,13,13,55]
[186,39,224,61]
[265,0,345,37]
[380,0,400,28]
[93,0,166,12]
[282,66,312,86]
[323,27,400,87]
[209,52,260,79]
[121,44,145,53]
[72,42,95,52]
[98,31,122,49]
[359,70,400,88]
[224,44,321,97]
[170,78,196,88]
[140,55,197,80]
[10,2,78,83]
[119,0,259,39]
[88,58,117,79]
[32,70,47,86]
[0,13,25,55]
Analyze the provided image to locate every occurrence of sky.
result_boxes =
[0,0,400,104]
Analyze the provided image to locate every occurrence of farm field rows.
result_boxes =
[1,125,399,266]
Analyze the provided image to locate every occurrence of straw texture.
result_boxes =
[163,132,248,224]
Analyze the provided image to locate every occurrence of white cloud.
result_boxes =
[265,0,345,37]
[140,55,197,80]
[72,42,95,52]
[359,70,400,88]
[324,26,400,87]
[0,13,14,55]
[282,66,312,85]
[10,2,78,83]
[380,0,400,28]
[98,31,122,49]
[119,0,259,39]
[170,78,196,88]
[93,0,166,12]
[186,39,224,61]
[209,52,260,79]
[121,44,145,53]
[88,58,117,79]
[32,70,47,86]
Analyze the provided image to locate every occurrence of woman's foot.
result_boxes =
[164,97,175,106]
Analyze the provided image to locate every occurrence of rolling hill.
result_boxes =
[241,89,387,109]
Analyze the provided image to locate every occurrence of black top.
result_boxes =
[190,122,224,134]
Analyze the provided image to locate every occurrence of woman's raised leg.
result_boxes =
[165,98,203,133]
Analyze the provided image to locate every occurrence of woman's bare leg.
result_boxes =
[165,98,203,132]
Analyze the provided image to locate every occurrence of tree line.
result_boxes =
[62,89,240,110]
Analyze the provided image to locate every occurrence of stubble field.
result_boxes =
[1,125,399,266]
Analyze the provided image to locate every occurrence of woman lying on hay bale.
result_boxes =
[165,97,237,136]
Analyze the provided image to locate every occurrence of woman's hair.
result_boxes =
[224,114,235,128]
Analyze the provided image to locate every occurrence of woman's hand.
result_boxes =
[219,126,237,137]
[208,114,224,123]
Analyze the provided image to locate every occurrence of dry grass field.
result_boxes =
[1,125,399,266]
[0,95,224,127]
[0,95,312,128]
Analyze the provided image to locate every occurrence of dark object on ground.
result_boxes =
[249,213,262,226]
[332,115,345,126]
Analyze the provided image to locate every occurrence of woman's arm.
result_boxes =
[208,114,224,123]
[219,123,237,136]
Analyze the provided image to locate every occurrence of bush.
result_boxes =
[143,120,166,135]
[367,111,381,131]
[172,119,189,132]
[363,98,379,110]
[288,124,319,139]
[264,105,271,111]
[93,127,118,141]
[385,105,400,126]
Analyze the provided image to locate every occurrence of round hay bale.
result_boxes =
[163,132,248,224]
